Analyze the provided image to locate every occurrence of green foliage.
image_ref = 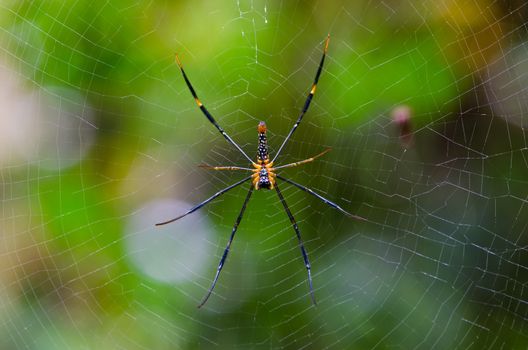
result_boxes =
[1,0,527,349]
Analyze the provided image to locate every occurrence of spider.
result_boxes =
[157,35,364,308]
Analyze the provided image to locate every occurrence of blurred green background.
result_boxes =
[1,0,528,348]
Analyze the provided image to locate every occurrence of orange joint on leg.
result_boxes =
[310,84,317,94]
[324,34,330,53]
[175,54,182,68]
[195,98,203,106]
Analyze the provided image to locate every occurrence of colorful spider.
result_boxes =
[157,35,364,307]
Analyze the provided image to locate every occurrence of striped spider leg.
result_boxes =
[157,35,363,307]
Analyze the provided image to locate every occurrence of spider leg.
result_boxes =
[274,182,316,305]
[198,184,254,308]
[273,148,331,170]
[272,35,330,163]
[175,54,253,164]
[198,164,254,171]
[155,176,252,226]
[276,175,366,221]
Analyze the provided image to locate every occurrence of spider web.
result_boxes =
[1,0,528,348]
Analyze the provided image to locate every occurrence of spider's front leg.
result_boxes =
[274,181,316,305]
[198,184,255,308]
[155,176,252,226]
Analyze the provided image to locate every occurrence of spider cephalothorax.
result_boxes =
[157,35,364,308]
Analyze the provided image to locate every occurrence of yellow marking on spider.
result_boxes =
[174,53,182,68]
[252,173,260,190]
[195,98,203,106]
[310,84,317,94]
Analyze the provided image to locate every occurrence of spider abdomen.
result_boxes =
[257,121,269,163]
[251,121,276,190]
